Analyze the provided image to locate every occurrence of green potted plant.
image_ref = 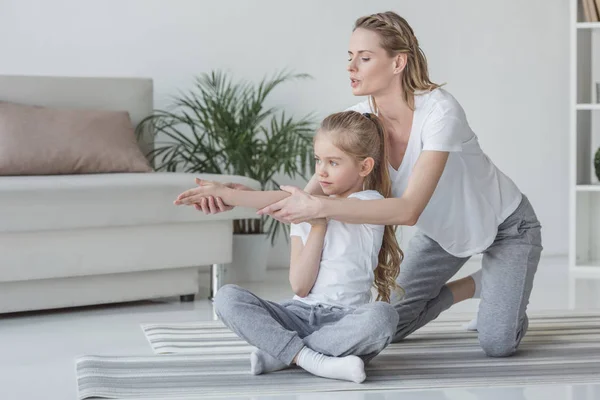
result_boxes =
[136,70,315,281]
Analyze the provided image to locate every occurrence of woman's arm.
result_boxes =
[289,224,326,297]
[258,151,449,226]
[320,151,449,225]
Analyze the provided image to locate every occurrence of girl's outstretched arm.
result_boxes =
[304,173,325,196]
[175,179,290,210]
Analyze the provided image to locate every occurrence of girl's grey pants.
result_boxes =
[214,286,399,365]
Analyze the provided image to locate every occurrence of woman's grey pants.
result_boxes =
[393,194,543,357]
[214,285,399,365]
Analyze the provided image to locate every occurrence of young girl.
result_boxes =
[174,111,402,383]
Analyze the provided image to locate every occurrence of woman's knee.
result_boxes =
[477,329,519,357]
[478,314,528,357]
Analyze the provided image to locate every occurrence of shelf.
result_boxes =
[577,22,600,29]
[576,103,600,110]
[572,1,600,278]
[576,184,600,191]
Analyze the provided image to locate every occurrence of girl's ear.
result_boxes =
[359,157,375,177]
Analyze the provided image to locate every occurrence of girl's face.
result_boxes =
[313,134,372,198]
[347,28,401,97]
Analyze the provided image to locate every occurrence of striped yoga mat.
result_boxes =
[76,311,600,399]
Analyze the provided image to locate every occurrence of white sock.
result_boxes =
[464,316,478,331]
[295,346,366,384]
[250,349,288,375]
[463,270,482,331]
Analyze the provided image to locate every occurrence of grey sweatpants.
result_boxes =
[213,285,399,365]
[393,194,543,357]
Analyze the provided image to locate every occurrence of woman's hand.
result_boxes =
[257,186,323,224]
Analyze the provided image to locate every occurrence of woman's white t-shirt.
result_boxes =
[347,88,522,257]
[290,190,384,309]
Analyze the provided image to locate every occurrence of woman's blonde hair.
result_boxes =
[354,11,442,110]
[318,111,403,303]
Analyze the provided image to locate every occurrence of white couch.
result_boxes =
[0,75,259,313]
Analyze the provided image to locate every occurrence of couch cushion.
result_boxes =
[0,172,261,233]
[0,101,152,175]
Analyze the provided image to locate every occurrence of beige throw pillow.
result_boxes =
[0,101,153,175]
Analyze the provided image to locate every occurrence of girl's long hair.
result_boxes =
[319,111,404,302]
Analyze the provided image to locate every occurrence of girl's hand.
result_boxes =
[257,186,323,224]
[174,178,228,206]
[307,218,328,226]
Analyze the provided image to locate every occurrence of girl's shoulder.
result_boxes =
[346,191,386,232]
[347,190,384,201]
[290,222,312,240]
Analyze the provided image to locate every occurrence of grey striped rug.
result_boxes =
[76,311,600,399]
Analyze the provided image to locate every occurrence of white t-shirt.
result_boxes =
[347,88,522,257]
[290,190,385,309]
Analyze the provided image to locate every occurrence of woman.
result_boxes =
[195,11,542,358]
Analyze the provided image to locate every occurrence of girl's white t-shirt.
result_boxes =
[347,88,522,257]
[290,190,384,309]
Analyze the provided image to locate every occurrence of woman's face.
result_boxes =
[347,28,400,97]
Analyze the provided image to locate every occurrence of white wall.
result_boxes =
[0,0,570,268]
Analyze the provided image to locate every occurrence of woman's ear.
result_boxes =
[393,53,408,74]
[360,157,375,177]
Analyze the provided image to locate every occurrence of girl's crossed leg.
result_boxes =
[213,284,398,383]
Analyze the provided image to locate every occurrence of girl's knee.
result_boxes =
[213,284,244,314]
[364,302,399,337]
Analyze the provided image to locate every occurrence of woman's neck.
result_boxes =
[372,88,414,140]
[372,89,412,123]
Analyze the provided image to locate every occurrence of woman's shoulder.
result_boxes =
[417,88,466,119]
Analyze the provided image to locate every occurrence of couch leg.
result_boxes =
[209,263,225,301]
[180,294,195,302]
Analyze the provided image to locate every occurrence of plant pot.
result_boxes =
[225,233,270,283]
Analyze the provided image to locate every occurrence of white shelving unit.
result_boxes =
[570,0,600,293]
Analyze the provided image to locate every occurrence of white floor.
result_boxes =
[2,256,600,400]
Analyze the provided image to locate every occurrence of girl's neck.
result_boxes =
[332,179,366,198]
